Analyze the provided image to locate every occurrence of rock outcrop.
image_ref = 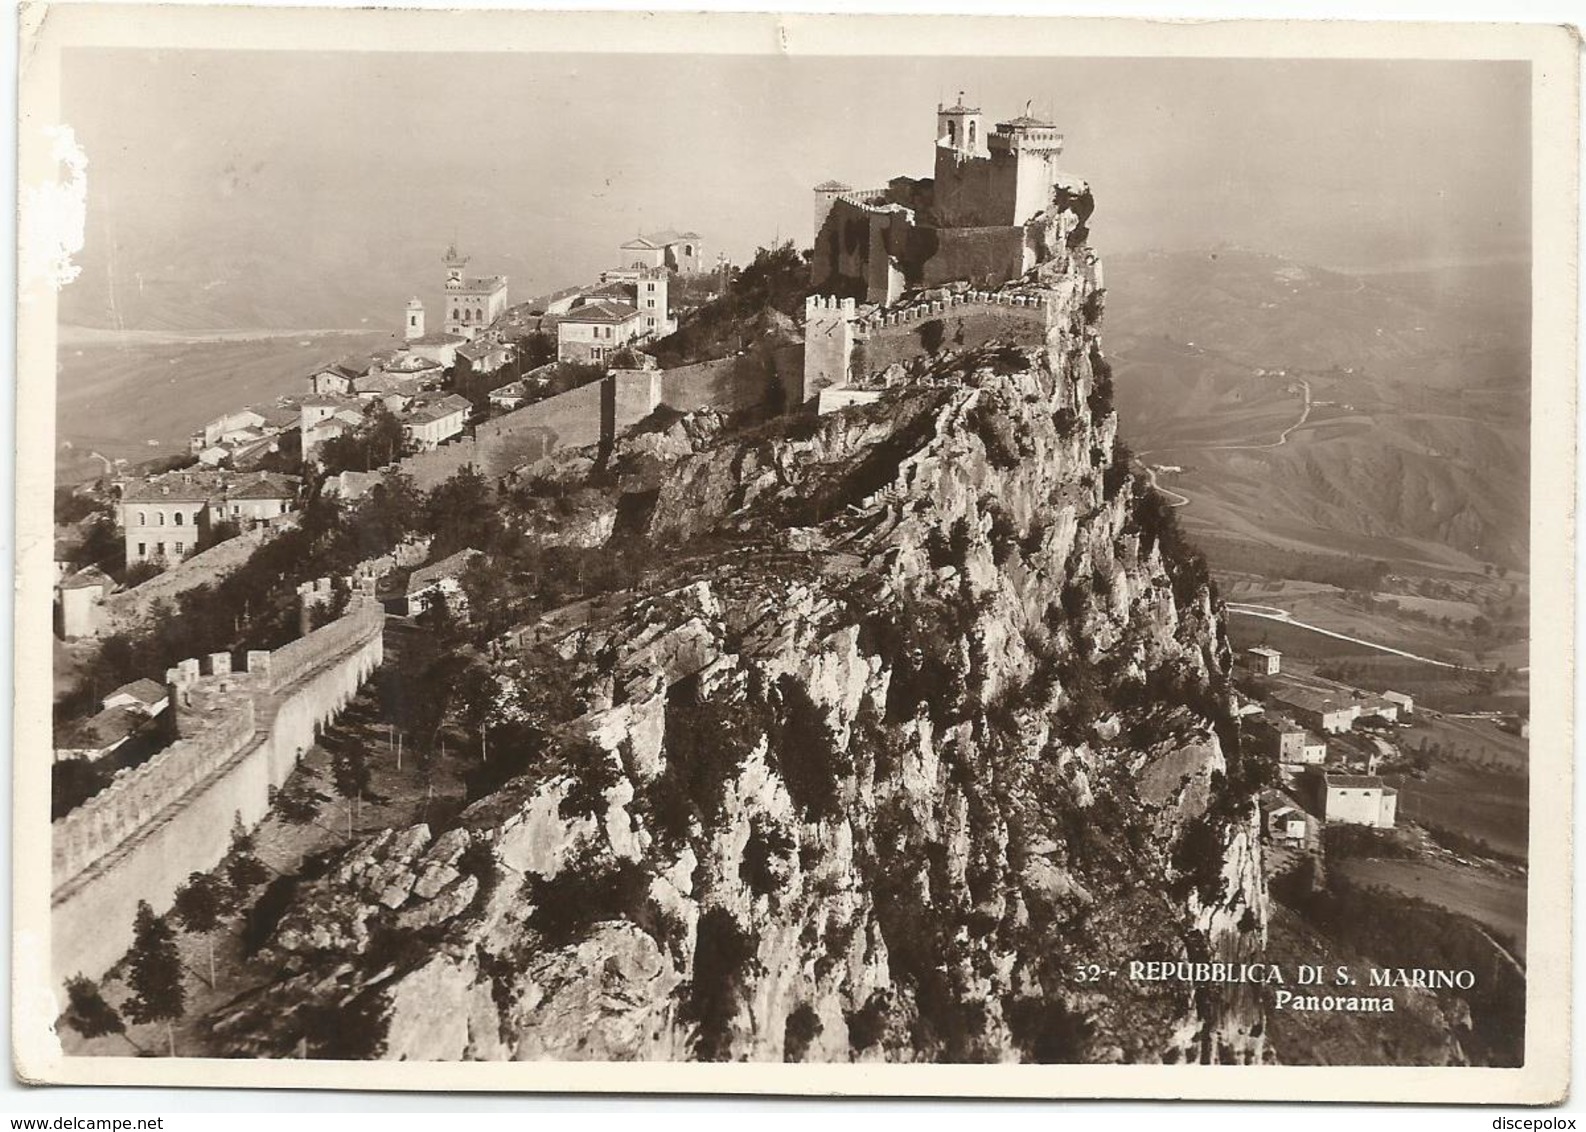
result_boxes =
[210,255,1271,1065]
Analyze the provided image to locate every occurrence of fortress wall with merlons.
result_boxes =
[50,598,384,989]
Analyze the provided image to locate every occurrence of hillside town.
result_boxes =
[45,93,1527,1069]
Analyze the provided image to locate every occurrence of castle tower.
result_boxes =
[802,295,856,404]
[989,103,1065,225]
[937,93,987,159]
[812,179,852,244]
[405,297,425,341]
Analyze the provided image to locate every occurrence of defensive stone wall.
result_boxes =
[857,295,1050,376]
[50,595,385,987]
[657,349,801,415]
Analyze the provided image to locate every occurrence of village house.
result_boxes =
[596,265,675,339]
[399,547,483,618]
[488,380,529,411]
[301,395,370,460]
[1358,696,1400,725]
[1300,732,1327,765]
[1382,690,1414,716]
[188,404,299,467]
[442,244,509,340]
[1320,772,1398,829]
[101,678,170,719]
[405,331,468,369]
[56,565,111,639]
[1272,687,1359,734]
[1242,645,1282,676]
[399,392,473,450]
[456,338,514,378]
[54,705,147,764]
[1248,715,1308,763]
[618,229,705,275]
[119,469,300,568]
[557,299,647,362]
[1266,805,1309,843]
[309,356,378,397]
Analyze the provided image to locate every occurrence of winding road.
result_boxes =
[1224,602,1472,670]
[1138,378,1313,509]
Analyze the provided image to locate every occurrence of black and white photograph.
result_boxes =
[11,6,1576,1103]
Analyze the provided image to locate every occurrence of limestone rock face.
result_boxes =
[217,257,1271,1066]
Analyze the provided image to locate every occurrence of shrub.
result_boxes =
[525,849,649,947]
[845,990,890,1052]
[783,1003,824,1062]
[682,906,760,1060]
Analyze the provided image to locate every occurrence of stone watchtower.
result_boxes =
[405,297,425,341]
[811,179,852,246]
[937,93,987,159]
[801,295,856,403]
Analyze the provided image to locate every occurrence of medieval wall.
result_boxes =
[657,347,802,415]
[914,226,1029,290]
[50,598,385,988]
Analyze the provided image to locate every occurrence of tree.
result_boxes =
[61,975,129,1049]
[123,901,185,1056]
[274,775,324,826]
[330,740,374,839]
[226,840,272,898]
[171,871,231,988]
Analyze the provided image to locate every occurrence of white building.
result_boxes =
[1321,773,1398,829]
[618,229,705,275]
[1382,690,1414,716]
[1243,645,1282,676]
[399,393,472,450]
[557,300,646,363]
[401,548,483,618]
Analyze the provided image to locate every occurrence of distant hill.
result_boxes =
[1105,249,1529,573]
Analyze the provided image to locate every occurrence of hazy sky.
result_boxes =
[60,50,1530,330]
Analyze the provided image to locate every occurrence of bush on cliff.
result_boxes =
[681,906,761,1061]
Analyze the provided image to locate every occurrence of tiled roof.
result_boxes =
[1325,773,1386,789]
[59,705,142,751]
[60,565,113,591]
[1273,687,1352,715]
[451,276,507,293]
[407,548,482,594]
[409,333,467,346]
[229,476,300,501]
[122,470,233,503]
[623,229,699,248]
[563,300,641,325]
[489,381,527,399]
[997,114,1056,129]
[402,394,472,426]
[105,678,167,708]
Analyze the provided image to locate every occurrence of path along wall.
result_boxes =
[50,598,385,988]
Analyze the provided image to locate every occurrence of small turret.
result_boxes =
[937,92,986,159]
[405,297,425,341]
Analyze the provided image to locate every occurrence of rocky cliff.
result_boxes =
[210,269,1272,1064]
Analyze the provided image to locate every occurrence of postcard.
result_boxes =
[13,4,1577,1103]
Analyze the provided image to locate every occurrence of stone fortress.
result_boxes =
[802,96,1102,409]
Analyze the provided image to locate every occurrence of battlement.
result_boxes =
[54,597,385,896]
[805,295,857,316]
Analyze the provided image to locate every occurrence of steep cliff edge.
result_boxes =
[210,274,1272,1064]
